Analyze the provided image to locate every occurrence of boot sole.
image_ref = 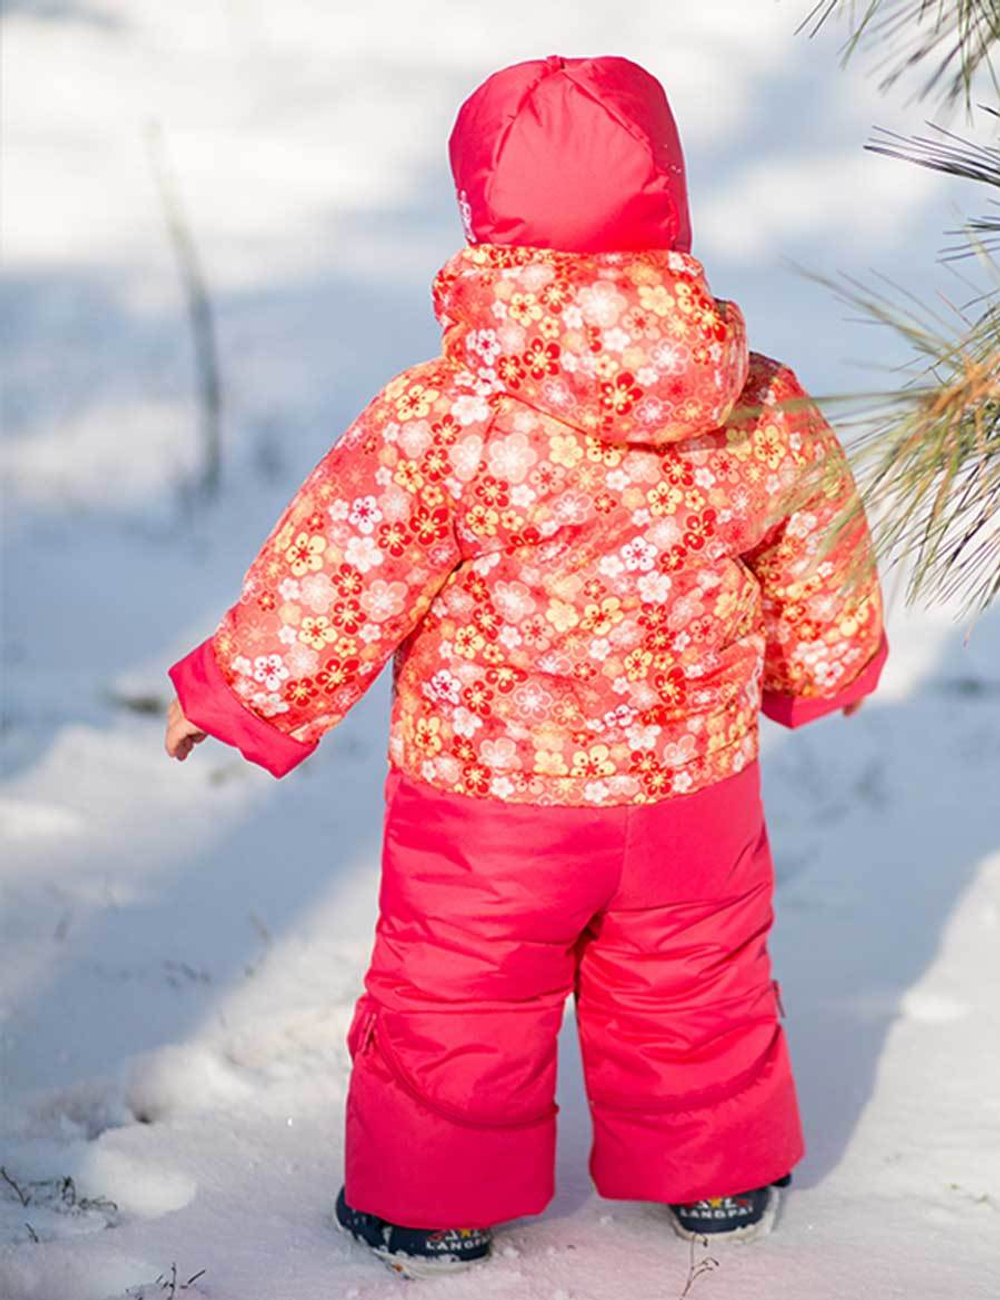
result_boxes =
[667,1184,782,1246]
[335,1214,491,1279]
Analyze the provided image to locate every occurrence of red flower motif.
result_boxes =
[411,503,451,545]
[316,656,361,693]
[431,414,460,445]
[285,676,319,706]
[421,446,451,482]
[473,605,502,640]
[461,682,494,716]
[497,354,526,389]
[658,545,687,573]
[661,456,695,489]
[331,597,363,634]
[522,337,561,379]
[463,762,492,795]
[474,474,511,509]
[485,664,527,694]
[539,279,572,314]
[600,371,643,417]
[654,666,687,707]
[683,509,717,551]
[333,564,364,598]
[377,520,411,558]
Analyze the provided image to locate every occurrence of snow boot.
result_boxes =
[667,1174,792,1244]
[335,1187,492,1278]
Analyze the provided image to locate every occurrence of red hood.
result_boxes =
[448,54,691,254]
[432,243,749,447]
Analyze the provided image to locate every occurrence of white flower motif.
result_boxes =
[638,571,672,603]
[453,394,490,426]
[251,691,289,717]
[252,654,288,691]
[348,494,382,535]
[451,707,483,737]
[622,538,657,571]
[345,535,383,572]
[603,326,630,353]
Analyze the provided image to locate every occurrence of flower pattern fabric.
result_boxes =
[176,243,885,804]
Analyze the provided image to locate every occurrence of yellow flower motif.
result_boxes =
[624,648,653,681]
[550,434,585,468]
[534,748,569,777]
[545,599,580,633]
[299,616,338,649]
[467,504,500,536]
[454,626,486,658]
[648,482,682,516]
[585,436,622,467]
[638,284,674,317]
[414,715,443,754]
[754,424,784,469]
[396,383,438,421]
[674,281,695,314]
[394,459,425,492]
[594,354,619,380]
[508,292,543,325]
[285,531,327,576]
[581,596,624,635]
[570,743,616,777]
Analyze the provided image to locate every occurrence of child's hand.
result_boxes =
[842,700,864,718]
[165,697,208,762]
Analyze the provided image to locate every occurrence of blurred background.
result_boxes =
[2,4,999,1298]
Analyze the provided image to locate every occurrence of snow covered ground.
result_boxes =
[3,3,999,1298]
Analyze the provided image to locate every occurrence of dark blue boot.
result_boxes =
[335,1187,492,1278]
[668,1174,792,1243]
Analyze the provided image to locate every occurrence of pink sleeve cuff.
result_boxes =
[761,631,889,729]
[168,636,318,778]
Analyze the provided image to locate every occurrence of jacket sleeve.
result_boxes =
[742,364,888,729]
[168,361,488,776]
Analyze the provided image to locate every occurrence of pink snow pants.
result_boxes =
[343,761,804,1229]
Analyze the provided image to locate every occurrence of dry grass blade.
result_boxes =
[798,0,1000,111]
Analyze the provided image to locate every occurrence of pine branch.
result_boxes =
[864,111,1000,257]
[794,264,1000,616]
[799,1,1000,111]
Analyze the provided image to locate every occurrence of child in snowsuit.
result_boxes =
[166,54,888,1277]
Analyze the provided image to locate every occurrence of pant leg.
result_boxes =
[344,766,625,1229]
[576,761,805,1203]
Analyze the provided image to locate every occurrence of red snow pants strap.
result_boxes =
[343,762,804,1229]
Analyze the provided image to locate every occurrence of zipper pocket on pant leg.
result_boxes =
[359,1007,558,1132]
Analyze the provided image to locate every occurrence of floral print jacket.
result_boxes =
[168,243,887,805]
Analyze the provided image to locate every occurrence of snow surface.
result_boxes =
[3,4,999,1298]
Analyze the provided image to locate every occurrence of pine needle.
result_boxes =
[798,1,1000,112]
